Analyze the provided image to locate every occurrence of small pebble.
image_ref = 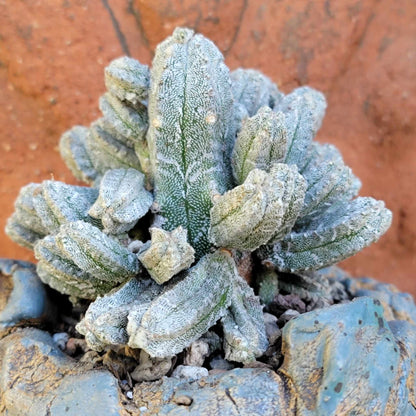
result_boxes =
[184,339,210,367]
[277,309,300,327]
[120,380,130,392]
[172,365,208,381]
[209,355,234,371]
[126,391,133,400]
[52,332,69,351]
[173,395,193,406]
[66,337,88,355]
[263,312,281,344]
[131,350,172,382]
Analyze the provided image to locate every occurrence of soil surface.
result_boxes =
[1,1,415,294]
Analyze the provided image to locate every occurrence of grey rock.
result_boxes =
[49,371,123,416]
[0,328,124,415]
[52,332,69,351]
[347,276,416,325]
[0,259,52,334]
[172,365,209,381]
[209,355,235,371]
[277,309,299,327]
[279,297,408,415]
[388,320,416,411]
[134,368,294,415]
[263,312,281,344]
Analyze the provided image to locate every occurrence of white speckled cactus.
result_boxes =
[5,28,392,362]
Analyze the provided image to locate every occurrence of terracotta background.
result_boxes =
[1,1,415,294]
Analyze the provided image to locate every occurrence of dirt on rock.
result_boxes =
[1,1,415,294]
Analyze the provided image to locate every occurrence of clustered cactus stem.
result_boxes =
[5,27,392,363]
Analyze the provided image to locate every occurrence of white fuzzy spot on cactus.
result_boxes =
[205,112,217,124]
[152,117,162,128]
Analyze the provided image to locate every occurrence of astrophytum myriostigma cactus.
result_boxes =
[147,28,234,259]
[6,27,392,362]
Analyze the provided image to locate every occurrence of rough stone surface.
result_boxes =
[388,320,416,413]
[279,296,412,415]
[0,328,125,415]
[347,276,416,325]
[1,290,416,414]
[134,368,295,415]
[0,259,51,335]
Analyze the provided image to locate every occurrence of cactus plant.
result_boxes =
[5,27,392,363]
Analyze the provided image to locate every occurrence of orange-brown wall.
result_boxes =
[1,1,415,295]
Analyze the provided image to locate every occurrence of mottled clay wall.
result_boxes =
[1,1,415,294]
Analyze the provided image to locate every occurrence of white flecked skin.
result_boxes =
[34,235,115,300]
[222,272,268,363]
[276,86,327,170]
[209,164,307,251]
[76,278,162,350]
[127,250,235,357]
[138,226,195,284]
[232,106,287,185]
[5,27,394,362]
[54,220,139,282]
[147,27,234,259]
[104,56,150,109]
[88,168,153,234]
[259,197,392,272]
[296,142,361,223]
[231,68,283,119]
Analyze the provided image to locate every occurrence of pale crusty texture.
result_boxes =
[297,142,361,223]
[277,86,326,170]
[127,250,235,357]
[34,235,115,300]
[76,278,162,351]
[231,68,283,118]
[232,106,287,184]
[221,272,268,363]
[259,197,392,273]
[5,181,98,249]
[147,27,234,258]
[55,221,139,282]
[5,27,393,362]
[138,226,195,284]
[104,56,150,109]
[60,56,150,186]
[88,168,152,234]
[209,164,306,251]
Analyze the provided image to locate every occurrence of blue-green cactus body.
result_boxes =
[127,250,235,357]
[277,86,326,170]
[55,221,139,282]
[5,27,394,363]
[259,197,392,273]
[147,27,234,258]
[34,235,114,299]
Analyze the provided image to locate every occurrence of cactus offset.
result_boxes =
[5,27,392,362]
